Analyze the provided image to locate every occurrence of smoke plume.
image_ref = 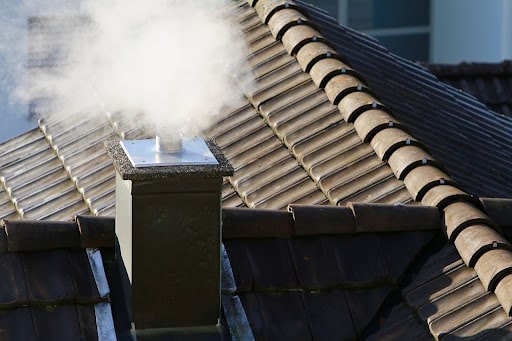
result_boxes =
[3,0,250,138]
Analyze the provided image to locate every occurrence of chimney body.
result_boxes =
[107,137,233,333]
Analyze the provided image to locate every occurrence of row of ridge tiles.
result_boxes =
[245,0,512,316]
[0,215,114,252]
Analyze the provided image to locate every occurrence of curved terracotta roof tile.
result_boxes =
[324,74,369,106]
[253,0,298,24]
[281,25,324,56]
[495,274,512,316]
[309,58,354,88]
[453,224,510,267]
[296,42,342,73]
[387,145,439,180]
[370,127,420,162]
[474,249,512,292]
[337,91,383,122]
[402,165,453,201]
[354,110,401,143]
[267,8,309,40]
[443,201,498,242]
[421,184,475,209]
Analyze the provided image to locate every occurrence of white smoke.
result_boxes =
[5,0,250,138]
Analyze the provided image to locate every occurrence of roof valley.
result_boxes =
[246,0,512,321]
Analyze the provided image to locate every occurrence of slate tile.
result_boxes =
[302,290,357,341]
[256,291,312,341]
[0,307,36,341]
[238,293,267,341]
[32,305,83,340]
[22,250,75,303]
[245,239,298,290]
[66,250,103,303]
[345,286,393,334]
[379,231,437,280]
[223,240,254,292]
[0,253,28,306]
[76,304,99,341]
[333,234,387,284]
[288,237,343,289]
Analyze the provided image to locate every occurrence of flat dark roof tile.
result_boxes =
[32,305,83,340]
[0,308,35,340]
[345,286,393,334]
[22,250,75,304]
[255,291,312,341]
[288,236,344,289]
[0,253,28,306]
[302,290,356,340]
[245,238,297,290]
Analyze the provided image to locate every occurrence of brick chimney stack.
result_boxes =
[106,137,233,335]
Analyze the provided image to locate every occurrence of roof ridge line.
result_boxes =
[247,0,512,317]
[0,215,114,252]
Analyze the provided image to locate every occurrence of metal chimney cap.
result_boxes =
[105,138,233,182]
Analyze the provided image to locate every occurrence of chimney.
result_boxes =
[106,135,233,334]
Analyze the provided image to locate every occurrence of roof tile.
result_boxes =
[267,8,308,40]
[281,24,324,56]
[387,145,439,180]
[474,249,512,292]
[309,58,353,88]
[453,224,510,268]
[428,293,500,338]
[403,165,454,201]
[302,290,357,340]
[288,204,355,235]
[353,109,399,143]
[3,220,79,251]
[296,42,343,73]
[370,127,420,162]
[348,202,440,232]
[495,273,512,316]
[443,201,498,242]
[324,73,367,105]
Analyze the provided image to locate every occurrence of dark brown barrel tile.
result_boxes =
[348,202,440,232]
[421,185,476,209]
[353,110,399,143]
[403,165,453,201]
[494,273,512,316]
[337,91,380,122]
[287,204,355,235]
[4,220,80,251]
[222,207,293,238]
[296,42,342,73]
[443,201,498,242]
[453,224,509,267]
[75,215,115,248]
[387,145,437,180]
[309,58,353,88]
[474,249,512,291]
[267,8,308,40]
[324,74,367,105]
[281,25,324,56]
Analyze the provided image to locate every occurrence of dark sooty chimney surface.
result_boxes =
[105,138,233,181]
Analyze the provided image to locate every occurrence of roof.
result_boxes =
[0,215,115,340]
[1,0,512,339]
[426,61,512,118]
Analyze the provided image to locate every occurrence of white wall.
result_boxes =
[431,0,512,63]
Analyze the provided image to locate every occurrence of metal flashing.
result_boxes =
[120,138,218,168]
